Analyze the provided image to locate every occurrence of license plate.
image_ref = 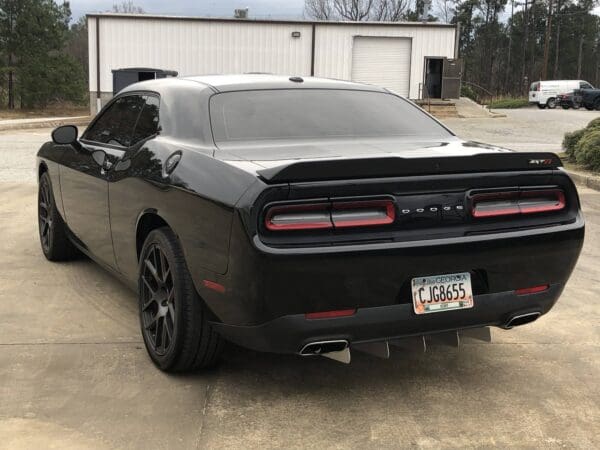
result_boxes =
[411,272,474,315]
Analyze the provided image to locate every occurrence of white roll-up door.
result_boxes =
[351,36,412,97]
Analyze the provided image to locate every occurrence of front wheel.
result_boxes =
[138,227,223,372]
[38,172,78,261]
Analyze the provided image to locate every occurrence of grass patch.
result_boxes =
[488,97,530,109]
[0,103,89,120]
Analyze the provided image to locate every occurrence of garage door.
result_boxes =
[351,36,411,97]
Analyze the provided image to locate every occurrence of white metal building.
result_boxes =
[87,13,459,113]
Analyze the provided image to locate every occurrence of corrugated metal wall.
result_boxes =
[89,15,456,102]
[314,24,455,99]
[89,17,313,95]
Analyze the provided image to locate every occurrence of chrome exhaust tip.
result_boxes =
[299,340,350,364]
[300,340,348,355]
[504,312,541,329]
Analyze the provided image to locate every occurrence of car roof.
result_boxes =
[121,74,388,94]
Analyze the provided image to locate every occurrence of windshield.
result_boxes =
[209,89,452,143]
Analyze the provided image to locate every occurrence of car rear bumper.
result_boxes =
[210,283,563,354]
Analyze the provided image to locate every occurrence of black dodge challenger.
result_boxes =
[37,75,584,371]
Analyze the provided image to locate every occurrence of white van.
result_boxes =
[529,80,594,109]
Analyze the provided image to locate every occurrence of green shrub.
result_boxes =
[461,85,477,102]
[563,128,587,157]
[488,97,529,109]
[586,117,600,131]
[574,130,600,171]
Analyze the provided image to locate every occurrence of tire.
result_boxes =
[572,102,581,110]
[138,227,223,372]
[561,105,570,110]
[537,103,546,109]
[585,105,594,111]
[547,98,556,109]
[38,172,78,261]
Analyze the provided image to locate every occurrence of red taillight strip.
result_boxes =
[519,190,566,214]
[332,200,395,228]
[265,203,332,231]
[305,309,357,319]
[471,189,565,218]
[264,199,396,231]
[515,284,549,295]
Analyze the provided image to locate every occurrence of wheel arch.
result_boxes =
[136,210,172,260]
[38,161,49,179]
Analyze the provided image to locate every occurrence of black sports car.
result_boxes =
[37,75,584,371]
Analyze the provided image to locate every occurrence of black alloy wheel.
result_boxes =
[138,227,223,372]
[140,243,176,356]
[38,177,53,254]
[38,172,78,261]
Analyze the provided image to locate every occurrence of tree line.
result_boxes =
[0,1,140,110]
[306,0,600,96]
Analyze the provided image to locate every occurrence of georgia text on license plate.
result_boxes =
[411,272,474,315]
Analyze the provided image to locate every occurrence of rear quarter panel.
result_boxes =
[108,138,258,286]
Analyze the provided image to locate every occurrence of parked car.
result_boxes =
[37,75,584,371]
[529,80,593,109]
[577,87,600,110]
[557,92,582,109]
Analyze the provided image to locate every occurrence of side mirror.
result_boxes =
[51,125,78,145]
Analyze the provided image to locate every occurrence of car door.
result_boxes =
[60,94,145,268]
[107,94,162,278]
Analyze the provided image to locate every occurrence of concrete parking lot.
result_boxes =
[445,107,598,152]
[1,112,599,449]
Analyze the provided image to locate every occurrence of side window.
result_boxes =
[132,95,160,144]
[83,95,145,147]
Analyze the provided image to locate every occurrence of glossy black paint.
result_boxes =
[36,75,585,355]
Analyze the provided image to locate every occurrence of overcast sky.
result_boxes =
[70,0,306,21]
[70,0,599,23]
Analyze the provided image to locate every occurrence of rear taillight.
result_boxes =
[471,189,565,218]
[265,203,332,231]
[264,199,395,231]
[332,200,395,228]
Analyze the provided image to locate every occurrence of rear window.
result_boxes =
[209,89,452,143]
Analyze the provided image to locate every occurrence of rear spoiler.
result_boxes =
[257,152,562,183]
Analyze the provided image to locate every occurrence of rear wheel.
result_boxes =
[537,103,546,109]
[547,98,556,109]
[139,227,223,372]
[38,172,78,261]
[585,104,594,110]
[561,104,570,110]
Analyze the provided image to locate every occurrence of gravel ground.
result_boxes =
[444,107,599,152]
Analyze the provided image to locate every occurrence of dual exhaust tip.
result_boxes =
[299,313,542,363]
